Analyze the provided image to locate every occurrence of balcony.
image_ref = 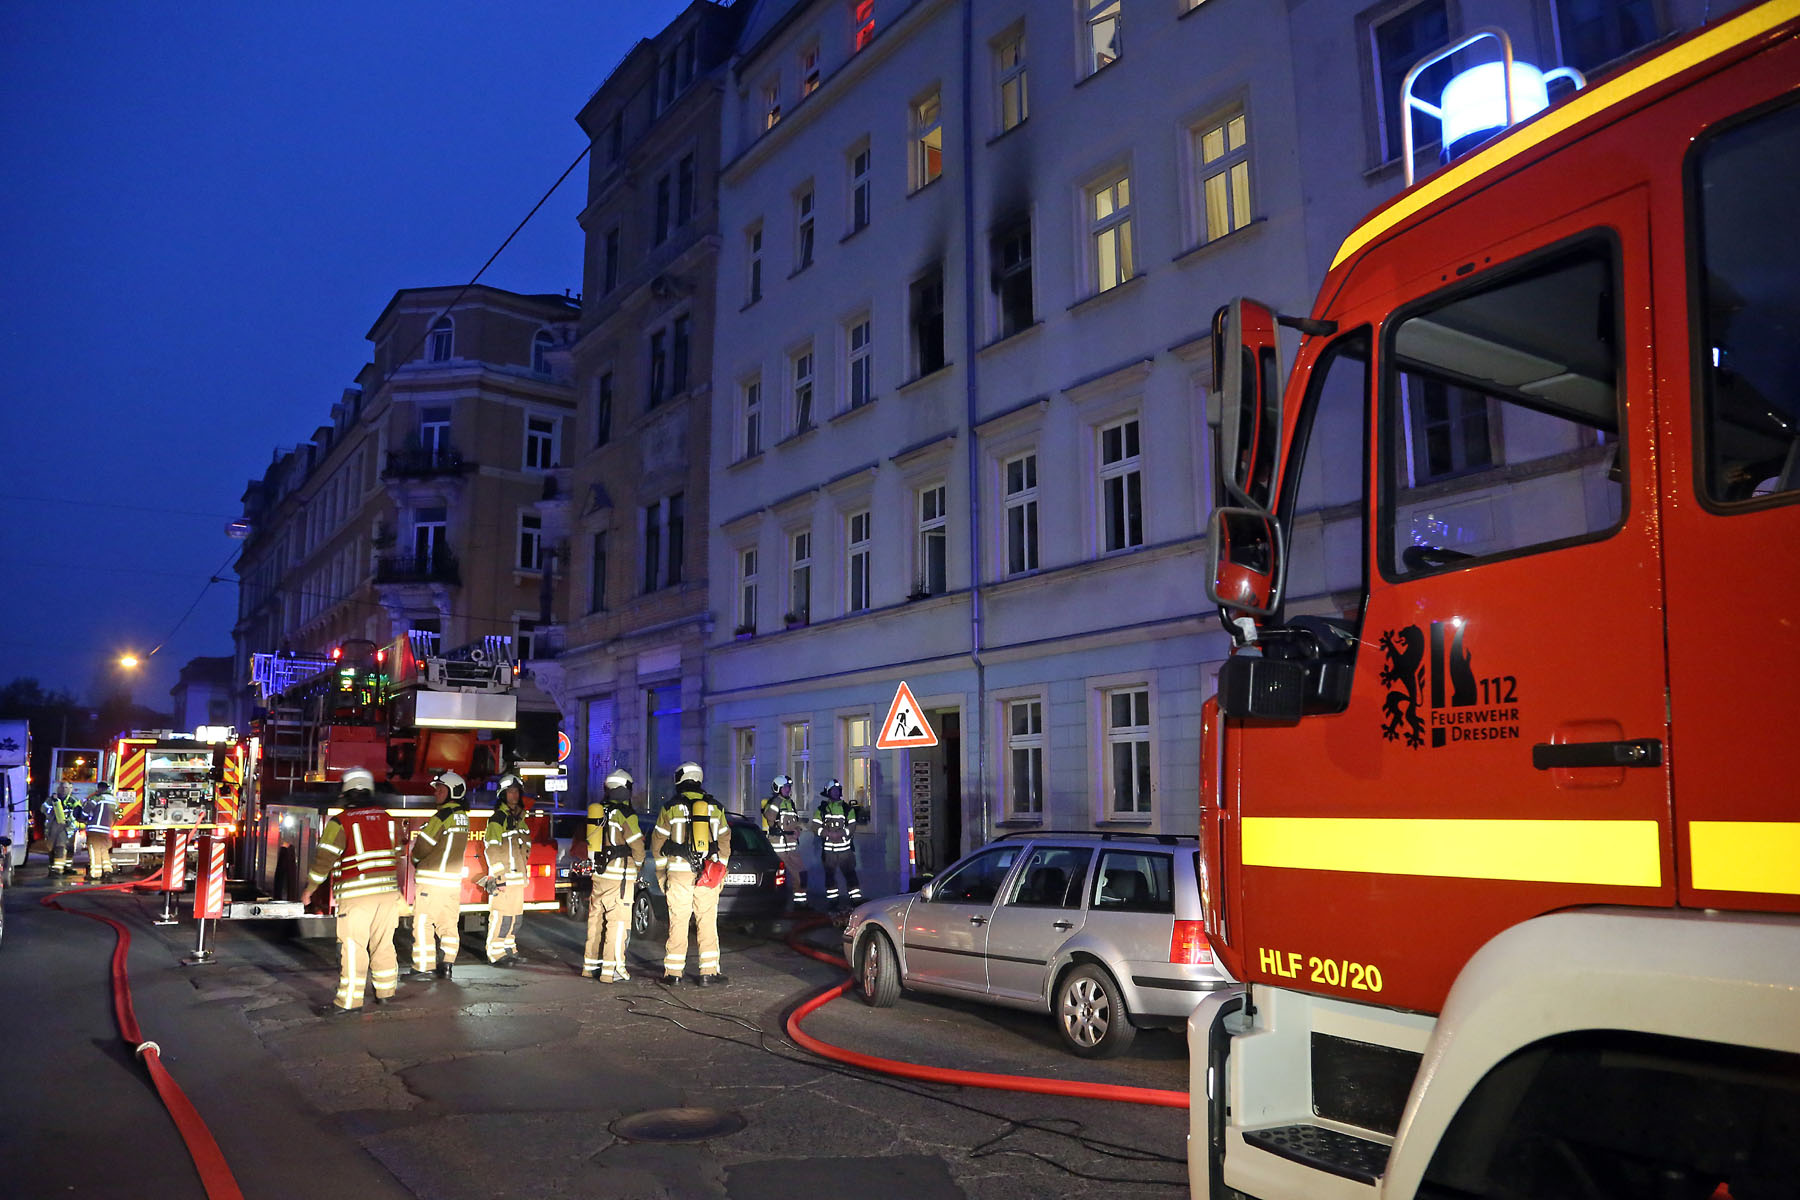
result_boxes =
[383,446,472,479]
[374,548,460,586]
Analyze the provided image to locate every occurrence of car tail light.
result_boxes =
[1170,920,1214,965]
[774,863,787,887]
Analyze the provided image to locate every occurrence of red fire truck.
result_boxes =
[236,633,562,922]
[1190,4,1799,1197]
[101,732,233,867]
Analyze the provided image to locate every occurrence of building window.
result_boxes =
[737,547,759,632]
[606,112,624,163]
[796,187,815,270]
[763,76,783,130]
[1007,698,1045,816]
[419,405,451,456]
[853,0,875,52]
[676,153,696,226]
[525,415,556,470]
[1099,417,1143,552]
[846,509,872,613]
[532,330,555,375]
[911,90,943,190]
[792,347,815,433]
[734,728,758,812]
[1555,0,1658,73]
[667,493,685,588]
[846,315,873,410]
[594,371,614,448]
[645,685,682,786]
[916,484,947,596]
[788,530,812,623]
[843,715,874,818]
[1089,170,1134,293]
[1194,110,1252,244]
[517,512,543,572]
[991,215,1033,338]
[785,721,812,803]
[1104,686,1152,815]
[589,531,607,613]
[654,173,672,244]
[739,377,764,460]
[648,330,668,408]
[1004,452,1039,575]
[642,495,684,591]
[1372,0,1451,163]
[747,223,764,304]
[514,616,539,661]
[910,264,946,377]
[671,314,691,395]
[1085,0,1121,76]
[1406,377,1494,481]
[428,316,454,362]
[603,227,621,294]
[676,28,697,90]
[849,144,872,232]
[413,506,448,567]
[995,30,1027,132]
[801,44,822,96]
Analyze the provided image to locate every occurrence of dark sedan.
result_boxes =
[630,813,786,940]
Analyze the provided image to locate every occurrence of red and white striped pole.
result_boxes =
[184,833,225,965]
[154,829,190,926]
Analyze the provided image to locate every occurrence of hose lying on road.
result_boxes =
[782,919,1191,1110]
[41,878,247,1200]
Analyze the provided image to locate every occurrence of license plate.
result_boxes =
[724,873,757,886]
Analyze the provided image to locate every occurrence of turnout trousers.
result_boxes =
[334,891,400,1010]
[411,883,461,971]
[485,878,525,962]
[583,871,636,980]
[774,845,808,907]
[86,831,113,879]
[48,823,72,871]
[821,847,862,910]
[662,870,722,978]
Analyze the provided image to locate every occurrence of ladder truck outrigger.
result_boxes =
[1189,5,1800,1197]
[235,632,563,926]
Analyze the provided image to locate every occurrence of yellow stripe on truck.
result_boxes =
[1689,822,1800,895]
[1241,817,1663,887]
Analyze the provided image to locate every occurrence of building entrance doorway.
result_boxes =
[909,709,961,879]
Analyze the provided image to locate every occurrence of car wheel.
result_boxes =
[631,890,657,938]
[566,893,588,922]
[856,929,901,1008]
[1055,964,1135,1058]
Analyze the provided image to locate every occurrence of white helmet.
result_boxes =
[435,770,467,801]
[603,768,633,791]
[821,778,843,798]
[341,767,375,794]
[497,773,524,794]
[771,774,792,792]
[675,761,703,785]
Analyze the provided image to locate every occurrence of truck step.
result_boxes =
[1242,1123,1388,1184]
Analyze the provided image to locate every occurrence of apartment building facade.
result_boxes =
[703,0,1701,895]
[532,0,746,810]
[231,285,580,731]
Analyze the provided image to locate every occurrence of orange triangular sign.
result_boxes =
[877,681,938,749]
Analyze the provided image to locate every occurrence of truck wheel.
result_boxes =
[857,929,901,1008]
[1055,964,1135,1058]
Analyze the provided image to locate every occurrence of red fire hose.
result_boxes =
[41,877,247,1200]
[783,922,1191,1110]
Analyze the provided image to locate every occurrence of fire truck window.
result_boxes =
[1694,100,1800,505]
[1284,330,1370,629]
[1383,244,1623,578]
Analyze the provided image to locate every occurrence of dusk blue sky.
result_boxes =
[1,1,694,708]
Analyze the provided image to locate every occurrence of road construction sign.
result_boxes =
[877,682,938,749]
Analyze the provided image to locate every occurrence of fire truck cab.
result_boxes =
[1190,4,1800,1197]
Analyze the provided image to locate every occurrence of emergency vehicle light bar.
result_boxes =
[1400,27,1586,186]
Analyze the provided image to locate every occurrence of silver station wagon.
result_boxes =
[842,831,1230,1057]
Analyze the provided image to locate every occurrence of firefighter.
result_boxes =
[408,770,471,980]
[760,774,808,911]
[813,779,867,913]
[44,784,77,874]
[85,781,117,881]
[478,774,531,966]
[650,762,731,986]
[580,768,644,982]
[300,768,402,1017]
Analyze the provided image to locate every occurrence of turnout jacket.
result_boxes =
[813,797,862,852]
[650,785,730,876]
[411,801,472,888]
[307,803,401,904]
[585,801,645,883]
[760,792,804,851]
[481,803,532,885]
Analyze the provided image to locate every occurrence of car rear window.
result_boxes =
[1002,846,1093,909]
[1090,850,1175,915]
[729,819,772,855]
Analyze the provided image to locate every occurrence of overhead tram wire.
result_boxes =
[141,546,241,662]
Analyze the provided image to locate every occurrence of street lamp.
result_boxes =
[118,654,140,669]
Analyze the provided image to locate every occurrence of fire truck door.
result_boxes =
[1661,94,1800,914]
[1235,193,1675,1014]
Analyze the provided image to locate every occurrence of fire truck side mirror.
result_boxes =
[1206,508,1284,620]
[1210,298,1284,513]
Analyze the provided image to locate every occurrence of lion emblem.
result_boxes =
[1379,626,1426,748]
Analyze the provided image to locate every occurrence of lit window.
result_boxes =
[1088,171,1134,293]
[1085,0,1121,76]
[1003,452,1039,575]
[916,484,947,596]
[995,31,1027,132]
[1194,111,1252,243]
[763,77,783,129]
[801,44,821,95]
[853,0,875,52]
[846,510,872,613]
[1099,417,1143,552]
[785,721,812,802]
[1104,686,1152,815]
[912,90,943,189]
[1007,699,1044,815]
[843,715,875,818]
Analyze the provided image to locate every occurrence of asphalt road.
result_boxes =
[1,865,1191,1199]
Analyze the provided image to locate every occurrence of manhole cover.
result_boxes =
[610,1106,747,1143]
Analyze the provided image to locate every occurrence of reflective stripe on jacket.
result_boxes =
[308,804,401,903]
[411,803,471,887]
[586,803,645,881]
[482,806,532,883]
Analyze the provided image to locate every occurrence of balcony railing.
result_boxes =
[374,548,460,586]
[383,446,472,479]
